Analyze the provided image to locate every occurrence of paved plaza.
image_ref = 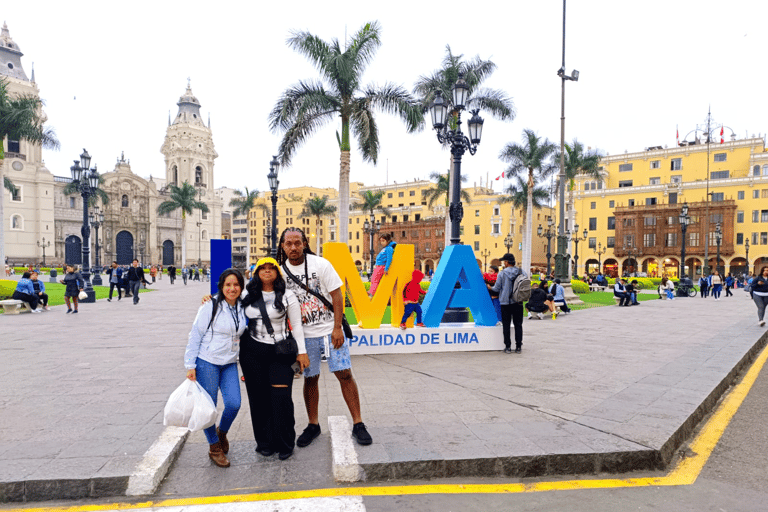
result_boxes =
[1,275,766,503]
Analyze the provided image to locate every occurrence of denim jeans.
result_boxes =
[400,303,422,324]
[130,280,142,304]
[665,289,675,299]
[712,284,722,299]
[753,294,768,322]
[195,358,241,445]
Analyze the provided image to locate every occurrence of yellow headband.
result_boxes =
[255,257,281,274]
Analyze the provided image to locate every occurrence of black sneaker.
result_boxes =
[256,446,275,457]
[503,347,512,354]
[296,424,321,447]
[278,450,293,461]
[351,422,372,445]
[514,347,521,354]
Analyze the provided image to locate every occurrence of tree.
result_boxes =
[229,187,259,267]
[299,196,336,255]
[499,129,557,274]
[156,182,209,265]
[413,46,515,246]
[351,189,391,219]
[269,21,423,244]
[421,171,471,241]
[0,77,59,269]
[61,173,109,207]
[498,175,550,250]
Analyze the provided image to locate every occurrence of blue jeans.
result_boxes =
[130,280,142,304]
[195,358,241,445]
[665,289,675,299]
[712,284,722,299]
[401,303,422,324]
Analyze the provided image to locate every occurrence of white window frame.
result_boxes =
[10,214,23,230]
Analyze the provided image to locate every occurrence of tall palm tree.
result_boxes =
[351,190,390,219]
[229,187,259,267]
[269,21,423,244]
[498,176,550,249]
[156,181,209,265]
[555,140,602,222]
[61,173,109,207]
[421,171,471,244]
[299,196,336,255]
[0,77,60,270]
[499,129,557,274]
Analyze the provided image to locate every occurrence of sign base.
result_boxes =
[348,323,503,355]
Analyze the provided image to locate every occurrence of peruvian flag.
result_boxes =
[720,126,724,144]
[676,126,679,146]
[495,172,504,181]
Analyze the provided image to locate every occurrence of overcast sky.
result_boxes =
[5,0,768,196]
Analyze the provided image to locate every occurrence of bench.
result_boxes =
[589,284,606,292]
[0,299,32,315]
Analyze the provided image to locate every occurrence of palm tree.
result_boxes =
[555,139,602,223]
[299,196,336,255]
[499,129,558,274]
[156,181,209,265]
[421,171,471,245]
[229,187,259,268]
[498,176,550,248]
[0,77,60,270]
[351,189,391,219]
[269,21,423,244]
[61,173,109,207]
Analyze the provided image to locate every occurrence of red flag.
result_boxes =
[720,126,724,144]
[495,172,504,181]
[676,126,679,146]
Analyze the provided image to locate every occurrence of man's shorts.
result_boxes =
[304,334,352,378]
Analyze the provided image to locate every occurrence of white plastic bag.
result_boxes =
[163,379,218,432]
[78,290,88,300]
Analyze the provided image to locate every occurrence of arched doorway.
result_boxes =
[622,257,639,276]
[687,257,703,277]
[116,231,134,265]
[424,259,435,277]
[584,258,599,275]
[162,240,175,266]
[642,257,658,277]
[662,257,679,278]
[729,257,747,276]
[65,235,82,266]
[603,258,619,278]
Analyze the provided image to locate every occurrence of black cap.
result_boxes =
[500,253,516,264]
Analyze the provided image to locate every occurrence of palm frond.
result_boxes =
[4,175,18,195]
[362,83,424,133]
[350,103,379,164]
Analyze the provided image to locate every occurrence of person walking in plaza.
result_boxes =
[168,264,176,284]
[30,271,49,311]
[369,233,396,297]
[105,262,123,301]
[277,227,373,447]
[60,265,84,313]
[548,278,572,316]
[127,259,149,305]
[725,272,734,297]
[525,280,554,320]
[489,253,524,353]
[185,269,248,468]
[12,272,42,313]
[614,278,631,306]
[710,270,723,300]
[239,258,309,460]
[182,265,189,285]
[150,265,158,283]
[751,266,768,327]
[699,274,709,298]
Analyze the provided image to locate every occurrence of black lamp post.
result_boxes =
[195,185,204,267]
[268,155,280,258]
[623,242,639,277]
[571,223,588,277]
[480,248,491,272]
[504,233,514,254]
[37,237,50,267]
[363,215,381,277]
[537,218,555,277]
[70,148,99,303]
[595,242,606,275]
[679,202,690,278]
[715,221,722,275]
[90,206,105,285]
[429,73,484,245]
[745,238,750,276]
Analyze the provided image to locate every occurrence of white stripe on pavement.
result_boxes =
[329,415,364,482]
[100,496,366,512]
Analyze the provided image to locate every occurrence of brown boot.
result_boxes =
[208,442,230,468]
[217,428,229,454]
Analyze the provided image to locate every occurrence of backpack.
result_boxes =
[510,270,532,303]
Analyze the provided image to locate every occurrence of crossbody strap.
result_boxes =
[282,262,336,314]
[254,297,275,337]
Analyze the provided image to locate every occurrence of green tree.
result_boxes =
[498,175,550,249]
[0,77,60,269]
[351,189,391,219]
[61,173,109,207]
[229,187,259,267]
[421,171,471,243]
[499,129,558,274]
[269,21,423,244]
[299,196,336,255]
[156,182,209,265]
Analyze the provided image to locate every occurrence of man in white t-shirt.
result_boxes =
[278,227,372,447]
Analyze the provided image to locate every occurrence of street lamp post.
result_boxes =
[69,149,99,303]
[504,233,514,254]
[745,238,750,276]
[715,221,722,275]
[537,218,555,277]
[428,73,484,245]
[363,215,381,278]
[267,156,280,258]
[571,224,588,277]
[480,248,491,272]
[139,243,145,268]
[623,242,639,277]
[595,242,606,276]
[679,202,690,278]
[37,237,50,267]
[90,206,105,285]
[195,186,204,267]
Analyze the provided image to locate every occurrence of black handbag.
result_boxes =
[282,263,353,339]
[254,297,298,356]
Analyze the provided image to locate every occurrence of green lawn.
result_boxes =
[1,282,151,312]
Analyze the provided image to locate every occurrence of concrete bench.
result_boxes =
[589,284,606,292]
[0,299,32,315]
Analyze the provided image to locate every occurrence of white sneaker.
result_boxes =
[527,313,532,319]
[537,313,544,320]
[760,320,766,327]
[31,308,42,313]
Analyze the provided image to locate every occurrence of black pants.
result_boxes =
[725,285,733,297]
[239,336,297,455]
[615,292,631,306]
[500,302,524,349]
[37,292,48,306]
[109,282,122,299]
[170,274,175,284]
[12,291,38,310]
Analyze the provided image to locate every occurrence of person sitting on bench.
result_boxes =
[12,272,42,313]
[30,271,49,311]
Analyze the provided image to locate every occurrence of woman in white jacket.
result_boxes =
[660,277,675,300]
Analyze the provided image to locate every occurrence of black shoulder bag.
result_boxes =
[282,263,354,339]
[253,297,298,356]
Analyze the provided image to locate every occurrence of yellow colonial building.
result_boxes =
[569,136,768,279]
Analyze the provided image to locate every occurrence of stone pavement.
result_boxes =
[2,276,767,503]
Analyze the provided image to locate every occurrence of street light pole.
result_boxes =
[595,242,606,276]
[428,74,484,245]
[363,214,380,278]
[195,186,203,267]
[537,219,555,277]
[268,156,280,258]
[90,206,105,285]
[37,237,50,267]
[70,149,99,302]
[571,224,588,276]
[745,238,750,276]
[679,202,690,278]
[715,221,722,275]
[480,248,491,272]
[504,233,514,254]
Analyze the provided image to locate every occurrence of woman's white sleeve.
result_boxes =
[286,291,306,354]
[184,302,212,369]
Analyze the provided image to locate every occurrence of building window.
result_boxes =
[711,170,729,179]
[410,190,415,196]
[619,163,633,172]
[609,200,615,208]
[619,180,633,188]
[737,211,744,223]
[737,233,743,244]
[666,233,677,247]
[425,242,430,252]
[738,191,745,200]
[398,192,404,197]
[671,158,682,170]
[762,232,768,245]
[628,199,635,207]
[69,197,76,208]
[387,193,392,198]
[755,165,761,176]
[623,218,635,227]
[474,241,480,250]
[588,237,596,249]
[11,185,22,202]
[752,232,759,245]
[474,225,480,235]
[607,217,615,230]
[649,177,661,185]
[7,139,20,153]
[763,165,768,176]
[475,210,480,217]
[492,223,500,234]
[643,233,655,247]
[590,202,596,209]
[195,166,203,185]
[644,216,657,226]
[10,214,22,230]
[754,190,760,199]
[646,197,657,206]
[330,232,335,241]
[607,236,615,248]
[403,215,409,222]
[669,192,678,204]
[650,160,660,169]
[624,235,635,248]
[670,175,682,184]
[762,210,768,223]
[713,153,727,162]
[753,211,759,223]
[588,218,597,230]
[711,192,724,202]
[391,216,397,222]
[763,189,768,198]
[493,206,500,215]
[689,232,699,247]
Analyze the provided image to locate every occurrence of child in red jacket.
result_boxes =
[400,270,427,329]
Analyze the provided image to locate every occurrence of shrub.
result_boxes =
[570,280,589,293]
[0,279,16,299]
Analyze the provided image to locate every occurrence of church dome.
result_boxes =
[0,22,29,81]
[173,80,204,126]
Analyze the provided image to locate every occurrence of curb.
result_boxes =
[126,426,190,496]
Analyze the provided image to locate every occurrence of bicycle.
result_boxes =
[675,284,697,297]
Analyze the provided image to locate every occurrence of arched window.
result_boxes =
[195,166,203,185]
[122,195,129,207]
[763,164,768,176]
[754,165,761,176]
[11,214,22,230]
[172,165,178,184]
[201,229,208,240]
